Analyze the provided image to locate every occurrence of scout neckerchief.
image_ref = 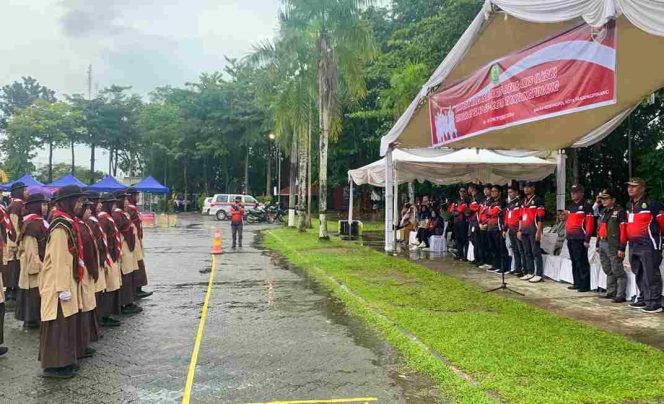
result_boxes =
[76,217,99,281]
[50,209,86,283]
[127,203,143,238]
[0,205,14,246]
[20,213,49,260]
[88,216,113,267]
[98,211,122,262]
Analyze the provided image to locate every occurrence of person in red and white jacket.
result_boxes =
[485,185,508,273]
[565,184,595,292]
[518,181,545,282]
[504,184,524,277]
[619,178,664,313]
[448,187,470,260]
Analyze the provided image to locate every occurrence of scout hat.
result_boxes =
[9,181,26,192]
[53,185,86,202]
[86,191,102,201]
[114,189,130,199]
[127,187,139,194]
[626,177,646,187]
[101,193,118,203]
[25,193,49,205]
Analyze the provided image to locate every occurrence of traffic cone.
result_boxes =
[211,227,223,255]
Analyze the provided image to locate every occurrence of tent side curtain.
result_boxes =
[87,175,127,192]
[132,176,170,194]
[380,0,664,155]
[350,148,556,187]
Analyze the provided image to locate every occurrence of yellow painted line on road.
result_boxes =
[182,254,218,404]
[246,398,377,404]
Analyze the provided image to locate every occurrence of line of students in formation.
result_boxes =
[0,183,153,378]
[449,177,664,314]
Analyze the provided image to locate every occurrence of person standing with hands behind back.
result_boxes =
[231,196,245,249]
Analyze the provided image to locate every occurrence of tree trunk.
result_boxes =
[48,140,54,183]
[317,34,331,240]
[108,147,113,176]
[288,132,297,227]
[297,129,308,232]
[90,142,95,184]
[183,159,188,212]
[244,148,249,194]
[307,114,313,229]
[70,140,76,176]
[113,149,119,176]
[266,144,272,197]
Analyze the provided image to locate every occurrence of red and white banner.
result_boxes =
[429,22,616,147]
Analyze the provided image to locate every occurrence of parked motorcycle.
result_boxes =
[246,206,270,223]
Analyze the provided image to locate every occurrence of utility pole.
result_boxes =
[88,64,96,184]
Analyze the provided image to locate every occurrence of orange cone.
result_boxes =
[211,227,223,255]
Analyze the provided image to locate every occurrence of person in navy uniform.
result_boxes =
[449,187,470,260]
[596,189,627,303]
[565,184,595,292]
[619,178,664,314]
[485,185,508,273]
[518,181,545,283]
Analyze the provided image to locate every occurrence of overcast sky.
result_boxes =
[0,0,281,175]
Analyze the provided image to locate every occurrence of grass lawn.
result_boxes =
[264,225,664,404]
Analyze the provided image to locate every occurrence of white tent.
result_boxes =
[379,0,664,251]
[347,148,556,227]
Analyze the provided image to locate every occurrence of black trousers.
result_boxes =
[629,246,663,310]
[469,225,481,263]
[416,228,432,246]
[453,221,468,259]
[488,230,509,271]
[522,232,543,276]
[507,229,524,273]
[567,239,590,290]
[478,229,491,265]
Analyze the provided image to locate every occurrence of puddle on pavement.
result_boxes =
[257,235,445,403]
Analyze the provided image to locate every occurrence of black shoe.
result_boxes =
[42,367,75,379]
[135,289,153,299]
[600,294,615,299]
[511,272,524,277]
[612,297,627,303]
[232,245,236,249]
[238,244,242,248]
[199,268,211,274]
[121,304,143,315]
[641,307,663,314]
[78,347,96,359]
[0,347,8,357]
[102,317,121,327]
[567,285,578,290]
[629,301,646,309]
[577,288,590,293]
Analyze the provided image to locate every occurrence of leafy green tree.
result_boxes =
[0,76,56,130]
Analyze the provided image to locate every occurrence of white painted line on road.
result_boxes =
[246,398,378,404]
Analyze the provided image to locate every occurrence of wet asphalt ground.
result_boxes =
[0,214,438,403]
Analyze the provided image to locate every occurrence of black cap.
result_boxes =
[53,185,86,202]
[508,183,520,191]
[86,191,101,201]
[101,193,118,203]
[235,196,242,201]
[599,189,616,199]
[10,182,26,192]
[524,181,536,188]
[114,190,130,199]
[25,193,48,205]
[570,184,584,193]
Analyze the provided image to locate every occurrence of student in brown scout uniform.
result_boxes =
[126,187,152,299]
[16,193,50,328]
[4,182,28,303]
[112,191,142,314]
[76,197,100,359]
[98,193,123,325]
[0,202,15,319]
[39,185,87,379]
[0,261,7,357]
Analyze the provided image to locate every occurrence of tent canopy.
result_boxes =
[47,174,87,188]
[1,174,44,191]
[87,175,127,192]
[380,1,664,154]
[132,176,170,194]
[349,148,556,187]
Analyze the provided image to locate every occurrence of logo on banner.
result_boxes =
[434,106,457,144]
[490,64,501,84]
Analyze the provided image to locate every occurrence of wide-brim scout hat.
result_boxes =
[25,192,49,205]
[86,191,102,201]
[53,185,87,202]
[127,187,139,194]
[101,193,118,203]
[626,177,646,187]
[10,181,26,192]
[114,189,130,199]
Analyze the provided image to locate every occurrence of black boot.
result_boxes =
[121,304,143,315]
[0,346,8,357]
[78,347,96,359]
[102,316,121,327]
[42,367,75,379]
[135,287,153,299]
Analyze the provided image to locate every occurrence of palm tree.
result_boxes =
[281,0,375,239]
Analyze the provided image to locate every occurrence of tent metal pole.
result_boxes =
[348,174,353,224]
[384,148,394,252]
[408,181,415,203]
[556,149,567,211]
[393,169,398,250]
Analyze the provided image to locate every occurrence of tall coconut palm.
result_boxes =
[281,0,375,239]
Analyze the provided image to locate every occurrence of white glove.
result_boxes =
[58,291,72,302]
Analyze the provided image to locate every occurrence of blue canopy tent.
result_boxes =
[86,175,127,192]
[1,174,44,191]
[132,176,169,194]
[46,174,87,189]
